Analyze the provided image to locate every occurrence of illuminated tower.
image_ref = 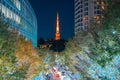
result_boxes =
[55,13,61,40]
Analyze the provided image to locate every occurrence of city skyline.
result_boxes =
[29,0,74,40]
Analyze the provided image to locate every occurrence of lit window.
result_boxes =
[83,16,88,20]
[97,21,100,24]
[97,1,100,5]
[13,0,21,10]
[96,16,100,20]
[102,6,105,10]
[101,16,104,18]
[101,1,105,5]
[6,8,9,18]
[9,10,13,19]
[2,5,7,17]
[0,3,1,10]
[13,13,15,21]
[94,16,96,19]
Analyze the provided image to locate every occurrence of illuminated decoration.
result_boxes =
[55,12,61,40]
[52,66,61,80]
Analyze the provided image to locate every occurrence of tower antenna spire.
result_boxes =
[55,12,60,40]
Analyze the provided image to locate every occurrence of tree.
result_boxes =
[0,19,20,80]
[89,0,120,67]
[15,37,43,80]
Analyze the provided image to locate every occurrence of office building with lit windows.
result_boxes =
[0,0,38,47]
[74,0,106,35]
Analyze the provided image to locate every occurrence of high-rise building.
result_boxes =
[55,13,60,40]
[74,0,106,35]
[0,0,37,47]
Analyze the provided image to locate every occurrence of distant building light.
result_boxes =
[94,16,97,19]
[96,16,100,20]
[83,16,88,21]
[102,6,105,10]
[101,16,104,18]
[102,1,105,5]
[97,1,100,5]
[97,21,101,24]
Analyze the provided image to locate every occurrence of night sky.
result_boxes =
[29,0,74,40]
